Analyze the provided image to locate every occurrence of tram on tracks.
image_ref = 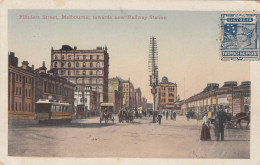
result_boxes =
[35,99,72,124]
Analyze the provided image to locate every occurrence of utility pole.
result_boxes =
[148,36,159,123]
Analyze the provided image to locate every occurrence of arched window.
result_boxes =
[68,71,71,75]
[96,78,99,84]
[76,71,79,75]
[83,62,86,67]
[76,62,79,67]
[54,62,57,67]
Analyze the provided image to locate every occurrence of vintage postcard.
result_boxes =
[1,1,260,165]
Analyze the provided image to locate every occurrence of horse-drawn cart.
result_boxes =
[99,103,115,124]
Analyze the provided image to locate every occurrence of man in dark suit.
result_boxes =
[216,109,227,141]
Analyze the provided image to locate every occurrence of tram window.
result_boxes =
[56,106,60,112]
[35,104,51,113]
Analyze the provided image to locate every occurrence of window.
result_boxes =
[29,78,31,84]
[54,62,57,67]
[61,55,64,60]
[15,103,17,111]
[55,55,58,60]
[61,63,64,67]
[96,71,99,75]
[83,62,86,67]
[80,98,83,102]
[16,74,18,81]
[19,102,21,111]
[68,55,71,60]
[90,55,93,59]
[19,75,21,82]
[68,62,71,67]
[77,55,79,60]
[96,62,100,67]
[26,89,27,96]
[89,79,92,84]
[90,71,93,75]
[25,103,27,112]
[68,71,71,75]
[97,55,99,60]
[29,89,31,97]
[44,81,47,92]
[26,77,27,83]
[83,55,86,60]
[16,87,18,95]
[61,70,64,75]
[96,78,99,84]
[83,71,86,75]
[76,62,79,67]
[19,87,21,95]
[76,71,79,75]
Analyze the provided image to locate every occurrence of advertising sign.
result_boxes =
[233,98,241,115]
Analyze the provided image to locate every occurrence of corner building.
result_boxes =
[50,45,109,104]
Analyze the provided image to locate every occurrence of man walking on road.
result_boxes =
[166,111,169,120]
[173,112,176,121]
[216,109,227,141]
[158,111,162,125]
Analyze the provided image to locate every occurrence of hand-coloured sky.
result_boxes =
[8,10,250,102]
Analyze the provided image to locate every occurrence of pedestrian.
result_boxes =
[158,111,162,125]
[166,111,169,120]
[216,109,227,141]
[170,111,173,120]
[186,113,190,121]
[173,112,176,121]
[200,113,211,141]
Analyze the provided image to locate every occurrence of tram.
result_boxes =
[35,99,72,123]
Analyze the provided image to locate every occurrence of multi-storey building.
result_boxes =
[135,88,142,109]
[159,76,177,110]
[130,83,135,109]
[8,52,35,119]
[142,97,147,111]
[108,77,123,113]
[50,45,109,111]
[122,80,130,108]
[35,62,75,108]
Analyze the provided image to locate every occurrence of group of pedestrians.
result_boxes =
[200,109,227,141]
[157,110,177,125]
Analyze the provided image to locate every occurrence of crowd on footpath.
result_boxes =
[155,109,228,141]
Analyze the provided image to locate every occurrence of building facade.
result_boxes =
[159,76,177,110]
[135,88,142,109]
[50,45,109,109]
[108,77,123,113]
[35,62,75,109]
[182,81,251,116]
[8,52,35,119]
[122,81,130,108]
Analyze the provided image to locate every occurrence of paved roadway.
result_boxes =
[8,115,250,158]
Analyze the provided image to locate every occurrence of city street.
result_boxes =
[8,116,250,158]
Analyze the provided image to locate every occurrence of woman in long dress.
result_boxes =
[200,113,211,140]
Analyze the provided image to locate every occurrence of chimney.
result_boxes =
[22,61,29,70]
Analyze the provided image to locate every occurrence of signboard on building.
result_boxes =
[212,98,216,105]
[233,98,241,115]
[217,94,231,105]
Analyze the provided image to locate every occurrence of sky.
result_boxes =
[8,10,250,102]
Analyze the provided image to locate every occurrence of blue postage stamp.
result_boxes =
[221,13,259,61]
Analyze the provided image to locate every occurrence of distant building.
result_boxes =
[50,45,109,112]
[108,77,123,113]
[122,81,130,108]
[130,83,135,109]
[159,76,177,110]
[182,81,251,116]
[142,97,147,111]
[135,88,142,109]
[8,52,35,119]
